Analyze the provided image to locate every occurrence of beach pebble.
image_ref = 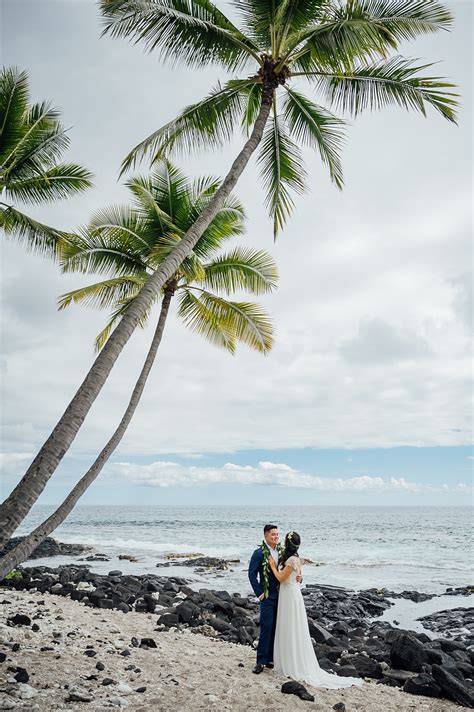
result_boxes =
[0,700,16,710]
[113,640,125,649]
[66,685,94,702]
[116,682,133,695]
[11,666,29,683]
[109,697,130,707]
[18,683,37,699]
[77,582,95,592]
[7,614,31,627]
[139,637,157,649]
[95,661,105,671]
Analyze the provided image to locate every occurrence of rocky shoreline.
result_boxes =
[1,556,473,709]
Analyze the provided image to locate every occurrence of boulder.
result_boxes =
[403,673,442,698]
[432,663,474,708]
[307,619,334,644]
[390,633,427,672]
[340,653,383,679]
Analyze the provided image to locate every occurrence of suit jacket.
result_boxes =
[248,545,279,599]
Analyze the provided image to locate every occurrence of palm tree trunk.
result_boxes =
[0,91,274,549]
[0,285,175,578]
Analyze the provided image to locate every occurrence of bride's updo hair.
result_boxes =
[279,531,301,569]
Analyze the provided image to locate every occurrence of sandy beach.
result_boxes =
[0,588,462,711]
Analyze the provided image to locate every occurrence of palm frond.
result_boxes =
[147,231,207,281]
[202,247,278,295]
[0,67,29,158]
[285,0,453,71]
[310,56,458,122]
[59,207,151,276]
[257,106,307,237]
[93,294,153,352]
[177,289,236,352]
[127,161,190,228]
[121,79,257,173]
[100,0,260,70]
[188,181,245,256]
[345,0,453,42]
[58,274,146,311]
[179,289,273,353]
[0,204,68,259]
[5,163,93,205]
[3,125,71,180]
[275,0,329,52]
[283,87,345,188]
[241,81,263,133]
[0,100,61,172]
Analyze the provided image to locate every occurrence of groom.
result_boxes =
[249,524,302,674]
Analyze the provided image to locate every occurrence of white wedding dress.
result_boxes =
[274,556,362,689]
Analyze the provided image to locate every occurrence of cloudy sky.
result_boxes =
[1,0,472,507]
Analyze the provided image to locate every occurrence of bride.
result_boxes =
[268,531,362,690]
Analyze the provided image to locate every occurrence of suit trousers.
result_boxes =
[256,595,278,664]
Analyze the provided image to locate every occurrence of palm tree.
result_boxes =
[0,67,92,255]
[0,162,277,576]
[0,0,459,547]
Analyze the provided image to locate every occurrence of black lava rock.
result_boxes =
[390,633,427,673]
[140,638,157,649]
[281,680,314,702]
[403,673,442,698]
[7,614,31,626]
[432,664,474,708]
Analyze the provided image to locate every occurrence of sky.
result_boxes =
[1,0,472,507]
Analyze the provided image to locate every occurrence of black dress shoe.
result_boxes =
[252,664,265,674]
[265,663,274,669]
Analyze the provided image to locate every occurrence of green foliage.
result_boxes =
[258,108,307,238]
[0,67,93,257]
[4,569,22,580]
[60,161,278,354]
[101,0,458,237]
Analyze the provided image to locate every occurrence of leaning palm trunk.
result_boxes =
[0,286,174,578]
[0,94,273,549]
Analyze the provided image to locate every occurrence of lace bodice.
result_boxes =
[280,555,301,586]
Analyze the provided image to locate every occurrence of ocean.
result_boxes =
[15,505,473,596]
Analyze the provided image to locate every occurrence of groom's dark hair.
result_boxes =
[263,524,278,533]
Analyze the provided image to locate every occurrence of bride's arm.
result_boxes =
[268,557,294,583]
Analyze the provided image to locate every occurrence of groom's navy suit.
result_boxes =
[248,545,279,666]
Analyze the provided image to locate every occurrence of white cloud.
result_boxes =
[0,452,34,468]
[339,318,432,364]
[0,0,471,460]
[108,460,471,494]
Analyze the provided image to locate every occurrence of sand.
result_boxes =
[0,589,460,711]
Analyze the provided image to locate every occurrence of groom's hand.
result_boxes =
[296,574,303,583]
[258,593,265,601]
